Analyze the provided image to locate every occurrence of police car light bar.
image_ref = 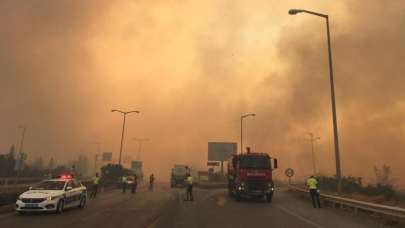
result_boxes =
[59,174,73,179]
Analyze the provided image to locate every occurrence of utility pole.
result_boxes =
[133,138,150,160]
[17,126,27,176]
[307,133,320,175]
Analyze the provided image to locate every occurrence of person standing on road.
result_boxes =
[131,174,138,194]
[185,173,193,201]
[307,175,321,208]
[122,175,128,193]
[90,173,100,198]
[149,174,155,191]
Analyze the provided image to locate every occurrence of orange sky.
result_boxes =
[1,0,405,184]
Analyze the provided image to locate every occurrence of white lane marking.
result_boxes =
[147,216,161,228]
[216,196,226,207]
[277,205,324,228]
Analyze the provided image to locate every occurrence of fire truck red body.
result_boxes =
[227,152,278,202]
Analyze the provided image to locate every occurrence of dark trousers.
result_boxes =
[186,185,193,201]
[122,183,127,193]
[90,184,98,198]
[131,183,137,194]
[149,182,154,191]
[309,189,321,208]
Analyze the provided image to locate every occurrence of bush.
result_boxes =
[317,175,402,201]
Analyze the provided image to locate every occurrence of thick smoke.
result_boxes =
[1,0,404,183]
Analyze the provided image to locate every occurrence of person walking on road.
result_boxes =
[122,175,128,193]
[185,173,193,201]
[149,174,155,191]
[90,173,100,198]
[131,174,138,194]
[307,175,321,208]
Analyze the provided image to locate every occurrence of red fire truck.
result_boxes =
[227,151,278,202]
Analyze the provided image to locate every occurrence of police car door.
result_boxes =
[64,180,78,207]
[71,180,83,206]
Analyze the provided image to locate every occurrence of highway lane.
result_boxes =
[0,183,173,228]
[0,184,391,228]
[154,187,386,228]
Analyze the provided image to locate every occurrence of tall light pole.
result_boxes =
[289,9,342,193]
[133,138,150,160]
[112,109,140,166]
[307,133,320,175]
[240,113,256,154]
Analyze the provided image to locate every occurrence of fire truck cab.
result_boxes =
[227,151,277,202]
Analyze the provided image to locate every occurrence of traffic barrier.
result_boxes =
[0,178,43,189]
[289,186,405,220]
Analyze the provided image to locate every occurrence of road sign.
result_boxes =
[102,152,113,162]
[131,160,143,169]
[285,168,295,178]
[208,142,237,161]
[207,161,220,166]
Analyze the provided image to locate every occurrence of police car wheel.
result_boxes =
[17,211,26,215]
[56,200,64,213]
[78,196,86,208]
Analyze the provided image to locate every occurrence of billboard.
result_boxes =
[131,160,143,170]
[102,152,113,162]
[208,142,237,161]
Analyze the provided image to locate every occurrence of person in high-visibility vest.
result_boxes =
[149,174,155,191]
[307,176,321,208]
[122,176,128,193]
[90,173,100,198]
[185,173,193,201]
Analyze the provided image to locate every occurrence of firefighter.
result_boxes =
[131,174,138,194]
[122,175,128,193]
[149,174,155,191]
[90,173,100,198]
[185,173,193,201]
[307,175,321,208]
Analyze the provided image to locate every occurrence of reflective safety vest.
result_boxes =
[307,177,318,189]
[93,176,100,185]
[187,176,193,185]
[122,176,127,183]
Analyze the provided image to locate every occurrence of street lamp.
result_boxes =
[289,9,342,193]
[240,113,256,154]
[133,138,150,160]
[112,109,140,166]
[307,133,320,175]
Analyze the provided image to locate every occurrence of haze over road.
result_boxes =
[0,184,383,228]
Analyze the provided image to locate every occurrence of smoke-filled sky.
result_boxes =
[1,0,404,183]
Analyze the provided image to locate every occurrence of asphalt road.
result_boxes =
[0,183,391,228]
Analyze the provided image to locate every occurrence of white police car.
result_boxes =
[16,175,87,214]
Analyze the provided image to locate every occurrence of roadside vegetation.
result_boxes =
[316,165,404,206]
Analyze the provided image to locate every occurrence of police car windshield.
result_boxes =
[33,181,65,190]
[240,156,270,169]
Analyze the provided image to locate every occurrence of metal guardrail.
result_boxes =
[0,177,92,190]
[289,186,405,219]
[0,178,44,189]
